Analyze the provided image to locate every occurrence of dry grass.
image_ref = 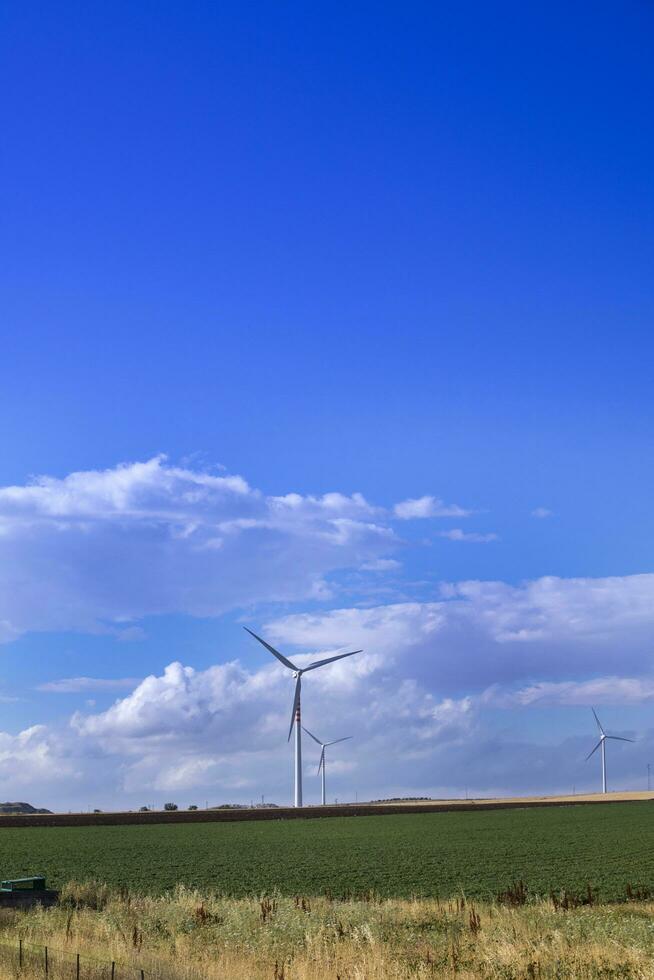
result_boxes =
[380,790,654,806]
[0,883,653,978]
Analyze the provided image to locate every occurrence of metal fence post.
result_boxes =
[18,938,22,968]
[44,945,48,975]
[141,971,145,980]
[76,951,80,979]
[111,960,115,979]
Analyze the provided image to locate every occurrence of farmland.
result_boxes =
[0,802,653,901]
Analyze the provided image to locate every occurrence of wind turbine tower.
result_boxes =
[303,727,352,805]
[585,708,634,794]
[244,628,360,807]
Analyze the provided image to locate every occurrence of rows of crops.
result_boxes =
[0,803,652,901]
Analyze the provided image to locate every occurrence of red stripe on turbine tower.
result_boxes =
[243,628,361,808]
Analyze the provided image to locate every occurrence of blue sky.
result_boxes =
[1,2,653,809]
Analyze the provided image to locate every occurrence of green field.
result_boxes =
[0,803,652,901]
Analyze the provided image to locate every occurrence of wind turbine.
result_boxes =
[303,727,352,805]
[244,628,360,807]
[585,708,634,794]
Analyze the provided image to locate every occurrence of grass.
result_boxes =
[1,883,654,978]
[0,802,653,901]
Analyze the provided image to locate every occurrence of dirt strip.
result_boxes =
[0,792,652,828]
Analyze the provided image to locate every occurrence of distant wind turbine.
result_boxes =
[585,708,634,794]
[244,628,361,807]
[303,727,352,805]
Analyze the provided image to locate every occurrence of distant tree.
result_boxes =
[139,806,149,812]
[93,809,102,813]
[188,804,198,811]
[164,802,178,811]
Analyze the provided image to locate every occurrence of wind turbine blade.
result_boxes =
[303,650,362,672]
[325,736,353,747]
[243,627,298,671]
[317,747,325,774]
[606,736,635,743]
[585,739,602,762]
[302,726,323,746]
[288,675,301,742]
[592,708,605,736]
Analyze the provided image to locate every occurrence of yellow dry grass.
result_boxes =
[377,789,654,806]
[0,883,653,978]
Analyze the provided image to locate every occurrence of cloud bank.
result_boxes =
[1,570,642,807]
[0,457,401,640]
[267,574,654,691]
[1,458,652,807]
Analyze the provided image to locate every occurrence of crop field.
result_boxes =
[0,802,652,901]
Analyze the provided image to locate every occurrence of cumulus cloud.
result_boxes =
[416,696,475,743]
[64,651,650,805]
[3,607,654,808]
[67,655,483,801]
[64,661,289,799]
[72,661,277,743]
[438,529,499,543]
[0,458,398,641]
[394,496,471,519]
[60,569,652,798]
[531,507,553,519]
[0,725,80,791]
[2,457,654,806]
[60,571,653,804]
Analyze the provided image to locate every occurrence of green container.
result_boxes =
[0,876,46,892]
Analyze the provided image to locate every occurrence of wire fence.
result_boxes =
[0,938,188,980]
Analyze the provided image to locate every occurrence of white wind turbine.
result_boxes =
[303,727,352,806]
[585,708,634,794]
[244,628,361,807]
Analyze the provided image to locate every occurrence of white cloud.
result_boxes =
[438,529,499,543]
[394,496,471,519]
[360,558,401,571]
[58,569,640,801]
[267,573,654,692]
[3,565,654,807]
[0,725,80,792]
[531,507,553,519]
[417,696,475,743]
[266,601,438,662]
[68,655,481,800]
[1,454,653,808]
[0,458,397,642]
[496,676,654,707]
[64,647,650,806]
[150,756,220,793]
[38,677,141,694]
[72,661,266,742]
